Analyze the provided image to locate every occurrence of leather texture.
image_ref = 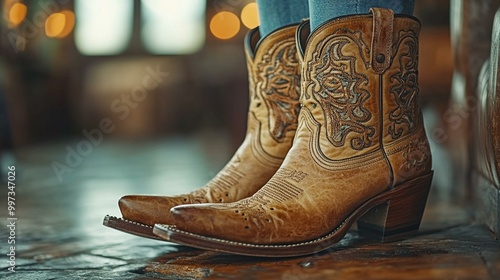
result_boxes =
[119,25,301,226]
[169,9,433,244]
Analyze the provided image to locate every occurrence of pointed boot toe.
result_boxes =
[168,204,225,235]
[169,205,194,224]
[168,205,198,229]
[105,195,197,240]
[119,195,179,225]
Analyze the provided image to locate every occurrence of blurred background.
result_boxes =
[0,0,260,148]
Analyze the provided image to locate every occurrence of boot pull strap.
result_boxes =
[369,8,394,74]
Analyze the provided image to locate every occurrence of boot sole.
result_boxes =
[152,171,433,257]
[103,215,165,241]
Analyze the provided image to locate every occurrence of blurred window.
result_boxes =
[75,0,205,55]
[141,0,205,54]
[75,0,133,55]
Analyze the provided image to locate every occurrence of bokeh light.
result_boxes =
[45,11,75,38]
[210,11,240,40]
[8,2,27,27]
[58,11,75,38]
[45,13,66,38]
[241,2,259,29]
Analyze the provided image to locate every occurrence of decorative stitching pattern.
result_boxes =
[193,156,245,202]
[208,194,269,219]
[299,109,382,170]
[274,168,308,182]
[249,112,286,167]
[304,29,375,150]
[260,179,303,202]
[388,29,420,139]
[207,176,303,221]
[255,39,301,142]
[187,188,208,203]
[401,138,430,172]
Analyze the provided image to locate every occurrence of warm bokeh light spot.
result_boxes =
[210,11,240,40]
[58,10,75,38]
[241,2,259,29]
[8,3,27,27]
[45,11,75,38]
[45,13,66,38]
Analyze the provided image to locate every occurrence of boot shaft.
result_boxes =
[296,8,431,185]
[244,25,301,160]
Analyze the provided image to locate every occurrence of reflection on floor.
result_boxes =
[0,135,499,280]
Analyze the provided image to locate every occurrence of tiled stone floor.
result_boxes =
[0,136,499,279]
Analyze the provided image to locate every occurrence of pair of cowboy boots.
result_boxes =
[104,8,433,257]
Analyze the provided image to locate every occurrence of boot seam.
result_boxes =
[379,74,395,188]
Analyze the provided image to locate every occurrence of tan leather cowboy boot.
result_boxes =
[103,25,301,240]
[154,8,433,256]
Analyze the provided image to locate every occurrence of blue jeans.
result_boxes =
[309,0,415,30]
[257,0,415,37]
